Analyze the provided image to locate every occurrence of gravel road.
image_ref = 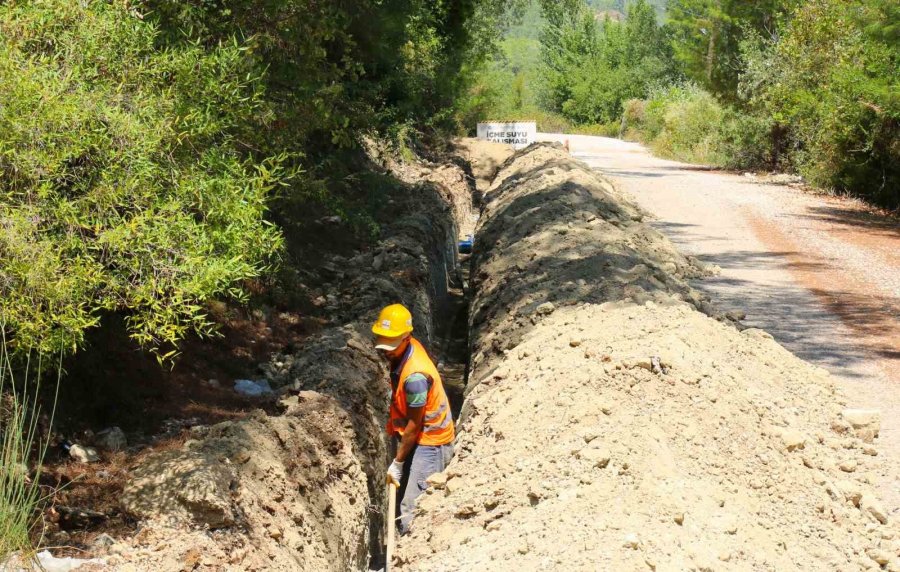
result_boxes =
[539,133,900,508]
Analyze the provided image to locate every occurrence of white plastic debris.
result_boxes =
[0,550,105,572]
[233,379,273,397]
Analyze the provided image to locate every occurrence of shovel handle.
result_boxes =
[386,481,398,571]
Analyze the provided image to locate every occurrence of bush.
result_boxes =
[622,83,775,170]
[0,1,285,357]
[740,0,899,207]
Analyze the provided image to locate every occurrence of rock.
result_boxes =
[841,409,881,442]
[69,444,99,463]
[581,428,601,444]
[446,478,464,495]
[427,472,448,490]
[867,549,891,566]
[517,543,529,555]
[836,480,862,507]
[535,302,556,316]
[861,495,888,524]
[780,429,806,452]
[96,427,127,452]
[623,533,640,549]
[122,449,236,529]
[839,460,858,473]
[92,533,116,551]
[725,310,746,321]
[578,447,611,469]
[674,513,684,526]
[569,338,582,348]
[624,357,653,371]
[455,503,478,517]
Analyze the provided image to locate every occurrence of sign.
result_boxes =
[477,121,536,149]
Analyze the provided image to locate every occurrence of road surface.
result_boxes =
[539,133,900,510]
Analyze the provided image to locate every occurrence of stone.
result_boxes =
[96,427,127,452]
[623,533,640,549]
[674,513,684,526]
[69,444,100,463]
[455,503,478,517]
[861,495,888,524]
[569,338,582,348]
[92,533,115,550]
[780,429,806,452]
[725,310,746,322]
[841,409,881,441]
[839,460,858,473]
[446,478,464,495]
[625,358,653,371]
[122,449,236,529]
[578,447,611,469]
[867,549,891,566]
[581,429,601,444]
[836,480,862,507]
[535,302,556,316]
[426,472,448,489]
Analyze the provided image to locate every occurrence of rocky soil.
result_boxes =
[396,144,899,571]
[79,145,479,572]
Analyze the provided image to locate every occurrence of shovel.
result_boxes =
[385,481,398,571]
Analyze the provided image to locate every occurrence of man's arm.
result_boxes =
[395,406,425,462]
[394,373,431,462]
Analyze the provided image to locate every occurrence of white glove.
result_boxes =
[387,459,403,486]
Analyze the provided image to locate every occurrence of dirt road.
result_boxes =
[540,133,900,506]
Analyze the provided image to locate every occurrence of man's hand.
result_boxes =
[387,459,403,486]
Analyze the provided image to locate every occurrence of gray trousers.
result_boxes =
[396,442,454,534]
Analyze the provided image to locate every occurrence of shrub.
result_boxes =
[622,83,775,171]
[0,1,285,357]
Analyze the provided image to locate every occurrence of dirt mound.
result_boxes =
[396,144,899,571]
[451,138,515,194]
[97,151,476,571]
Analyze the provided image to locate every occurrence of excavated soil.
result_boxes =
[78,146,478,572]
[396,144,899,571]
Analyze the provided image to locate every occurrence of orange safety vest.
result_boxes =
[388,338,454,446]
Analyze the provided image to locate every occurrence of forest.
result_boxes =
[473,0,899,209]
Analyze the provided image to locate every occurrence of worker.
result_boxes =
[372,303,454,534]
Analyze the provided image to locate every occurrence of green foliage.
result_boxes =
[539,0,676,124]
[666,0,799,98]
[0,1,285,356]
[623,83,774,169]
[740,0,899,205]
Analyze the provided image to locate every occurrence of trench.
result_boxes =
[365,181,478,571]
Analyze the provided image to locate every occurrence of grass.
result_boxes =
[0,338,58,560]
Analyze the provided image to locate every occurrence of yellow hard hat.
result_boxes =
[372,304,414,339]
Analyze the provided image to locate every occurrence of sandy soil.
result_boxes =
[398,143,899,572]
[539,133,900,509]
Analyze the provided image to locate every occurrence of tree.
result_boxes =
[667,0,799,98]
